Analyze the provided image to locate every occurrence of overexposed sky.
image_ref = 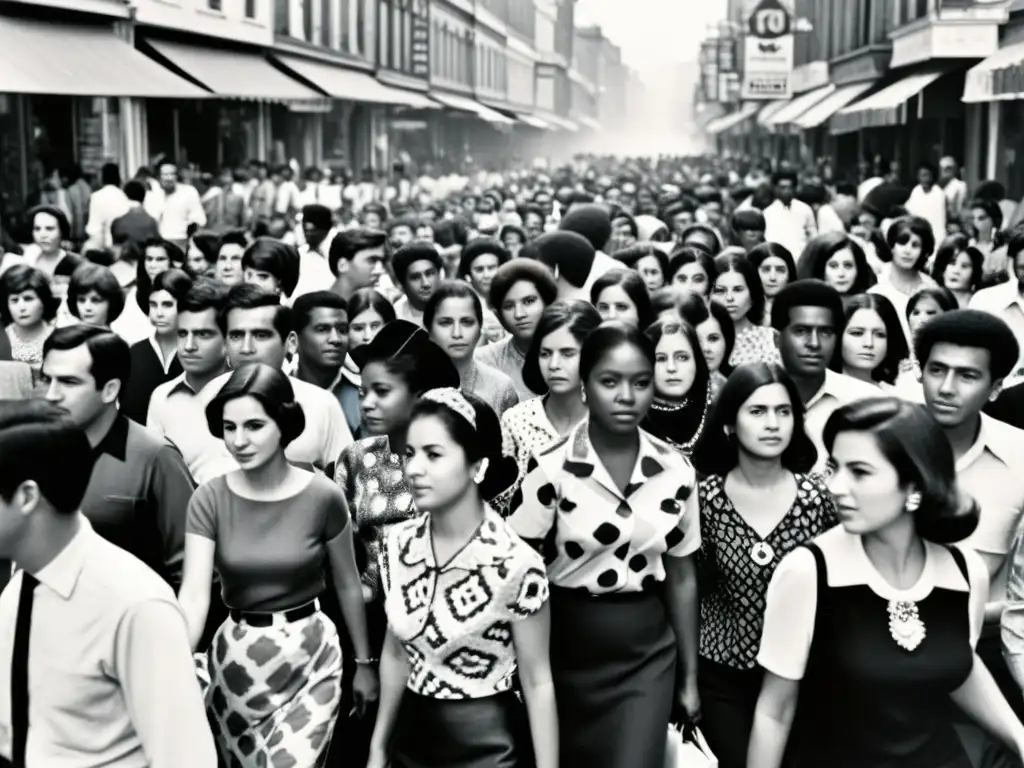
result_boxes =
[575,0,729,71]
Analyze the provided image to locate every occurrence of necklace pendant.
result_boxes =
[750,542,774,566]
[888,600,926,652]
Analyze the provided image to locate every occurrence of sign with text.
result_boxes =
[741,0,794,100]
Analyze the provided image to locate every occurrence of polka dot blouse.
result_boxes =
[508,420,701,594]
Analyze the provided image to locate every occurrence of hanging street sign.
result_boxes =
[741,0,795,100]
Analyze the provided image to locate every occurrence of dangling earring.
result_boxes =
[905,491,922,513]
[474,458,490,485]
[580,386,587,404]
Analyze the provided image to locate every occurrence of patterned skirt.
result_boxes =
[195,609,343,767]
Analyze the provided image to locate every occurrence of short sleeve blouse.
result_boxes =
[379,507,549,699]
[508,420,700,594]
[501,396,577,474]
[728,325,782,368]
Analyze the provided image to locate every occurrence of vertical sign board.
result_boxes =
[741,0,794,100]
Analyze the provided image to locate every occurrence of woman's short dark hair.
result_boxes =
[679,224,722,256]
[29,205,71,240]
[149,268,194,305]
[712,252,766,326]
[969,197,1004,232]
[523,300,603,394]
[68,263,126,322]
[797,232,877,293]
[643,318,709,402]
[824,398,977,543]
[579,321,656,384]
[931,234,984,293]
[242,238,301,297]
[206,363,306,448]
[488,259,558,317]
[423,280,483,330]
[886,216,936,268]
[747,242,797,286]
[189,231,222,273]
[0,265,60,324]
[348,288,396,325]
[667,245,717,285]
[408,390,509,502]
[832,293,909,384]
[135,238,187,314]
[457,238,511,280]
[589,268,654,329]
[906,286,959,320]
[915,309,1020,381]
[612,243,670,279]
[692,363,817,476]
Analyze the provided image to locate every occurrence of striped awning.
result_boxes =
[705,102,760,135]
[792,82,874,129]
[831,69,947,135]
[762,85,835,127]
[963,40,1024,103]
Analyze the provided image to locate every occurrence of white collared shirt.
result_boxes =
[905,184,947,243]
[970,281,1024,386]
[154,184,207,242]
[0,517,216,767]
[763,198,818,261]
[803,370,880,474]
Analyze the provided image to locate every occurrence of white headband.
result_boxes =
[420,388,476,430]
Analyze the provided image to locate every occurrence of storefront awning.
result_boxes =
[0,16,207,97]
[544,114,579,132]
[762,85,836,127]
[831,69,947,135]
[143,39,321,102]
[272,54,438,108]
[755,99,792,127]
[705,102,760,135]
[576,114,601,131]
[430,92,515,124]
[516,113,554,129]
[963,40,1024,103]
[791,82,874,129]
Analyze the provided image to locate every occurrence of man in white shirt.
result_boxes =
[905,162,947,244]
[292,204,338,302]
[940,156,969,222]
[84,163,130,250]
[0,400,216,767]
[970,231,1024,387]
[151,163,206,249]
[763,170,818,260]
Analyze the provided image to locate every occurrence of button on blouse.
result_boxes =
[508,421,701,594]
[379,507,549,699]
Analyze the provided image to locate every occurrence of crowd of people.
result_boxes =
[3,151,1024,768]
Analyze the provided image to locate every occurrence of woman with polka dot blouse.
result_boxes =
[509,321,701,768]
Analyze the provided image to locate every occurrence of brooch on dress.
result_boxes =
[750,542,774,566]
[888,600,926,651]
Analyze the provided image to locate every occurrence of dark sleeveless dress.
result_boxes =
[786,543,974,768]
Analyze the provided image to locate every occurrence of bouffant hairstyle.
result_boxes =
[590,268,654,329]
[68,263,126,323]
[914,309,1020,382]
[886,216,936,269]
[522,299,603,395]
[391,242,443,286]
[832,293,909,385]
[0,265,60,325]
[206,363,306,448]
[824,398,978,543]
[241,238,301,297]
[796,231,877,294]
[692,362,817,476]
[930,234,984,293]
[457,238,511,280]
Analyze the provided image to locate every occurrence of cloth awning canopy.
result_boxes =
[755,99,792,127]
[272,54,437,108]
[0,16,207,97]
[516,113,553,129]
[705,102,760,135]
[576,114,601,131]
[430,92,515,124]
[792,82,874,129]
[544,114,579,131]
[143,39,321,102]
[963,40,1024,103]
[762,85,835,127]
[831,69,947,135]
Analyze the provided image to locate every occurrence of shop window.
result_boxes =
[245,0,257,18]
[275,0,289,34]
[378,0,390,67]
[208,0,222,10]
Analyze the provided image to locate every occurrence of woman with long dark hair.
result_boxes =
[831,293,909,390]
[510,322,701,768]
[368,389,556,768]
[690,363,835,768]
[711,252,780,367]
[797,231,877,301]
[179,363,377,765]
[747,242,796,326]
[340,288,396,437]
[749,398,1024,768]
[641,318,711,455]
[590,268,654,328]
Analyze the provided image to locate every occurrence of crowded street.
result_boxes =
[4,0,1024,767]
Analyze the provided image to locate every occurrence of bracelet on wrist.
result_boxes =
[354,657,380,666]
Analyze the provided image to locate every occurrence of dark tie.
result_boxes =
[11,573,36,768]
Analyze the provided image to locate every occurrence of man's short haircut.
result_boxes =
[0,400,94,514]
[328,228,387,276]
[292,291,349,333]
[915,309,1020,381]
[218,229,249,253]
[178,278,229,318]
[122,179,147,204]
[218,283,294,340]
[392,242,443,286]
[770,279,845,333]
[42,325,131,389]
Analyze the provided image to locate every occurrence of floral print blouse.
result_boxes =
[728,324,782,368]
